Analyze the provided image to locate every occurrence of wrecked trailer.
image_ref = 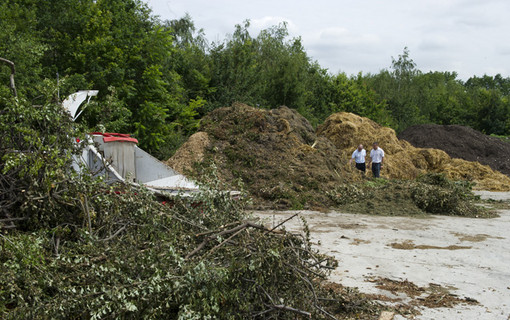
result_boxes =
[64,90,239,201]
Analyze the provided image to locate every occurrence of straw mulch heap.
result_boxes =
[399,124,510,177]
[317,112,510,191]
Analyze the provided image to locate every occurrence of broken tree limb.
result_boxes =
[79,195,92,234]
[99,224,128,242]
[194,220,241,236]
[271,304,311,318]
[186,221,270,259]
[0,57,17,97]
[205,227,245,256]
[265,213,298,234]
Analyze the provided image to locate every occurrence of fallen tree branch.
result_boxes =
[0,217,28,222]
[265,213,298,235]
[186,221,269,259]
[205,227,245,256]
[271,304,311,318]
[78,195,92,234]
[99,224,128,242]
[194,220,241,237]
[0,57,17,97]
[314,304,338,320]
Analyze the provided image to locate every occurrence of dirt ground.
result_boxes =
[253,191,510,319]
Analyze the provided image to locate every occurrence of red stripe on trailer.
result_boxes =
[90,132,139,144]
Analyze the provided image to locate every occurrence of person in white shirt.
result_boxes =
[349,144,366,172]
[368,142,385,178]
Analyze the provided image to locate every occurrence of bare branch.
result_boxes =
[79,195,92,234]
[186,221,269,259]
[205,227,245,256]
[265,213,298,234]
[271,304,311,318]
[0,57,17,97]
[99,224,128,242]
[314,304,338,320]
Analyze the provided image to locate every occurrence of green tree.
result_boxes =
[208,20,263,109]
[0,81,85,228]
[388,47,422,130]
[165,14,212,104]
[0,0,47,98]
[326,73,392,126]
[29,0,194,155]
[412,71,466,125]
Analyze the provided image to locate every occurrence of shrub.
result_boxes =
[410,173,482,216]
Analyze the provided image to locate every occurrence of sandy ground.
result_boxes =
[252,191,510,320]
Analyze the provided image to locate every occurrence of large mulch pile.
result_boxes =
[317,112,510,191]
[398,124,510,176]
[167,103,361,209]
[167,131,210,174]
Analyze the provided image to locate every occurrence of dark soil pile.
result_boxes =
[399,124,510,176]
[167,103,360,209]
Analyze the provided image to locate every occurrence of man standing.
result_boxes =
[368,142,385,178]
[349,144,366,173]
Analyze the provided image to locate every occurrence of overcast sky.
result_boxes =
[144,0,510,80]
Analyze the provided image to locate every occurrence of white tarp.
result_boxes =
[143,175,199,191]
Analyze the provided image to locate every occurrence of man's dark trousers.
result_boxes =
[372,163,381,178]
[355,162,366,172]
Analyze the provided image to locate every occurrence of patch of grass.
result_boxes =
[364,178,390,188]
[490,134,510,143]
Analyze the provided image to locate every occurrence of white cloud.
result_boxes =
[250,16,298,34]
[308,27,381,51]
[418,35,450,52]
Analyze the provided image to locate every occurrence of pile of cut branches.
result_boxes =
[0,180,380,319]
[0,91,380,319]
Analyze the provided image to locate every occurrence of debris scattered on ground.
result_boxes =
[321,282,387,319]
[399,124,510,176]
[450,232,504,242]
[388,240,472,250]
[317,112,510,191]
[329,174,493,218]
[369,277,424,298]
[366,277,479,312]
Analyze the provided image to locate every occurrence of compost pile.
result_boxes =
[168,103,360,209]
[317,112,510,191]
[167,131,210,174]
[399,124,510,176]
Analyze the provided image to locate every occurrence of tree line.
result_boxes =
[1,0,509,159]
